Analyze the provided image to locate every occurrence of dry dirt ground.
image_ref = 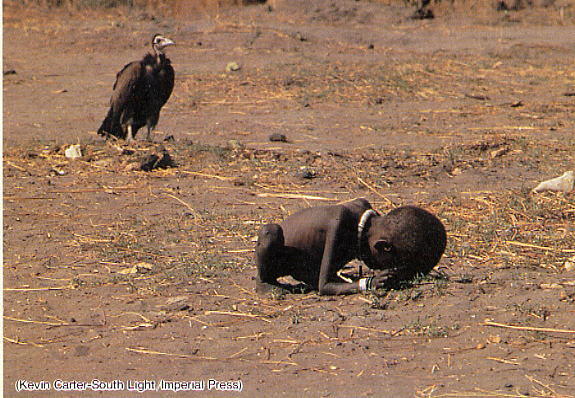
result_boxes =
[3,1,575,396]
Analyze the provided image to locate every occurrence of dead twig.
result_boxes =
[4,196,53,200]
[256,193,337,201]
[338,324,393,335]
[355,176,394,206]
[486,357,520,365]
[126,347,217,360]
[204,310,272,323]
[4,286,73,292]
[5,160,29,172]
[484,321,575,335]
[4,316,102,328]
[162,192,203,220]
[260,360,298,366]
[504,240,575,254]
[4,336,44,347]
[179,170,236,181]
[227,347,249,359]
[45,186,140,194]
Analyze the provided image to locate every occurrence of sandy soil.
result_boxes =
[3,1,575,396]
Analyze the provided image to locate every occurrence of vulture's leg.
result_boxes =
[126,125,134,142]
[145,125,153,141]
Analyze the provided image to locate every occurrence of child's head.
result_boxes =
[367,206,447,281]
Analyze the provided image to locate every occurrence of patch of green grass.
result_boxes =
[404,317,452,338]
[393,287,424,302]
[509,303,550,321]
[366,291,388,310]
[187,142,231,159]
[165,251,237,280]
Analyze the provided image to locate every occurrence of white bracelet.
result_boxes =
[359,278,368,292]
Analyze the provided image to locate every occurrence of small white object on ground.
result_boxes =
[118,262,154,274]
[226,61,241,72]
[64,144,82,159]
[532,171,574,193]
[564,256,575,272]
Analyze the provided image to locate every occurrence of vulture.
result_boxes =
[98,34,175,141]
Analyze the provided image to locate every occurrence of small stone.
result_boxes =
[83,329,101,343]
[564,255,575,271]
[228,140,245,150]
[295,166,317,179]
[488,335,502,344]
[140,154,160,171]
[465,93,490,101]
[135,262,153,273]
[269,133,287,142]
[91,158,114,168]
[48,144,61,154]
[490,147,509,159]
[50,168,66,176]
[226,62,241,72]
[140,150,175,171]
[293,32,307,42]
[118,262,154,275]
[161,296,191,311]
[412,8,434,19]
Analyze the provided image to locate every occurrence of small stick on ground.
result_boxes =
[504,240,575,253]
[5,160,29,172]
[162,193,203,220]
[338,325,393,335]
[256,193,337,201]
[484,321,575,334]
[260,360,299,366]
[4,336,45,347]
[486,357,519,365]
[355,176,394,206]
[180,170,237,181]
[126,347,217,360]
[4,316,103,328]
[4,286,72,292]
[227,347,249,359]
[204,310,272,323]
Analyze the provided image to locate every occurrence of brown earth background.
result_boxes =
[3,0,575,396]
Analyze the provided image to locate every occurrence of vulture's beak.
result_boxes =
[159,38,175,50]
